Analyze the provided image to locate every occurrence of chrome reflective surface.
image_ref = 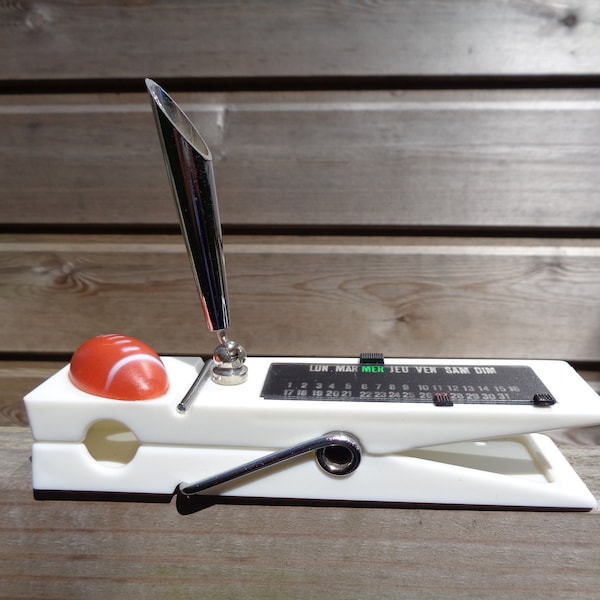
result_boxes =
[146,78,229,332]
[179,431,362,496]
[176,359,215,413]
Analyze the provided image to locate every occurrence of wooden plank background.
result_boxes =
[1,0,600,80]
[2,1,600,597]
[1,234,599,360]
[2,90,600,228]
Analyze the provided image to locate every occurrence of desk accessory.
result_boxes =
[24,80,600,511]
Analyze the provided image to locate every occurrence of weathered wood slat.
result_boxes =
[1,0,599,80]
[2,90,600,228]
[1,234,599,361]
[2,426,600,599]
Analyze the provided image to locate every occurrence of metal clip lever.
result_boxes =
[176,359,214,414]
[178,431,362,497]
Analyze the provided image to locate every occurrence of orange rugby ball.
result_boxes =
[69,334,169,400]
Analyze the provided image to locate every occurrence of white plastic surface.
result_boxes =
[24,356,600,509]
